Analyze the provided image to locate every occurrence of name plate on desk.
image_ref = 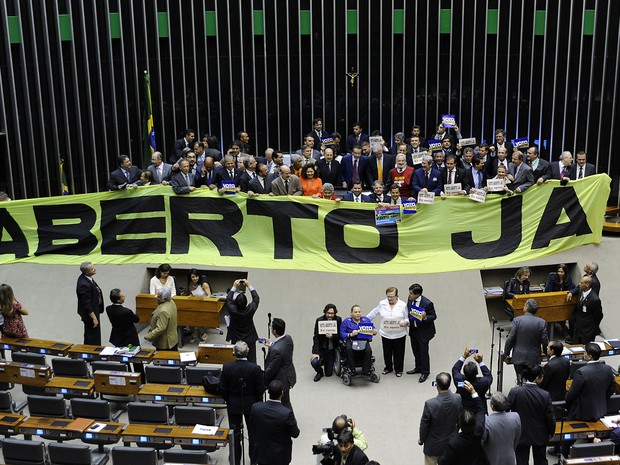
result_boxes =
[0,362,52,386]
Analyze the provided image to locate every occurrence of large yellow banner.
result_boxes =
[0,174,610,274]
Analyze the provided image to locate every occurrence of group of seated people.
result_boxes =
[106,119,600,204]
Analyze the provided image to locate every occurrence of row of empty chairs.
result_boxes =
[2,439,211,465]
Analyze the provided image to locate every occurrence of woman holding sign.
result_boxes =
[366,287,408,377]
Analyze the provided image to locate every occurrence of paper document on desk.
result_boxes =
[593,341,606,350]
[561,347,572,356]
[569,347,585,353]
[179,352,197,362]
[192,424,218,435]
[601,415,620,428]
[87,423,107,433]
[100,347,117,356]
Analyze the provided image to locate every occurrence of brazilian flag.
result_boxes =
[143,71,156,168]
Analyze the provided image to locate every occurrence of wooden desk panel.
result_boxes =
[94,370,143,395]
[46,377,95,397]
[152,351,197,366]
[135,294,225,328]
[19,417,77,440]
[551,420,611,442]
[0,414,26,436]
[100,349,155,364]
[67,344,107,361]
[122,424,228,448]
[137,384,190,403]
[197,344,236,364]
[0,336,72,355]
[510,292,574,323]
[185,386,226,407]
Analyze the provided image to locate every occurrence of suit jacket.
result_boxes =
[312,315,342,355]
[309,129,327,151]
[464,167,487,191]
[333,444,369,465]
[508,162,535,192]
[412,168,443,197]
[147,163,173,184]
[407,295,436,341]
[507,382,555,446]
[220,359,265,415]
[364,154,394,187]
[485,158,510,178]
[482,411,521,465]
[144,300,178,349]
[173,137,191,160]
[438,396,485,465]
[265,335,297,390]
[76,274,103,322]
[539,355,571,401]
[452,359,493,413]
[105,303,139,347]
[503,312,548,366]
[212,167,242,189]
[249,400,299,465]
[442,166,467,189]
[549,161,574,180]
[347,133,370,152]
[341,192,371,202]
[530,158,551,182]
[271,175,303,195]
[340,154,369,188]
[170,171,196,194]
[571,163,596,179]
[572,290,603,340]
[225,289,260,344]
[239,170,258,193]
[248,175,272,194]
[107,166,142,190]
[368,192,390,203]
[419,390,462,456]
[315,158,342,187]
[566,361,615,420]
[491,141,514,155]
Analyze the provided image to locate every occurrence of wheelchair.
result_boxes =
[334,338,380,386]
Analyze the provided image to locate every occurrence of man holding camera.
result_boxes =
[451,347,493,413]
[315,415,368,465]
[225,278,260,363]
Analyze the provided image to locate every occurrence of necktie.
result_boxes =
[449,170,454,185]
[378,160,383,180]
[284,179,289,193]
[259,177,264,189]
[561,167,566,178]
[184,173,190,185]
[356,135,360,143]
[355,196,360,203]
[579,167,583,179]
[425,171,429,187]
[92,279,102,305]
[229,170,234,179]
[318,131,322,139]
[326,162,331,175]
[124,170,131,181]
[352,160,358,182]
[157,166,162,182]
[477,171,482,189]
[515,165,520,178]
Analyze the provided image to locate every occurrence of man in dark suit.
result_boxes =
[438,382,486,465]
[503,298,548,383]
[485,146,511,178]
[211,155,242,193]
[539,340,570,401]
[147,151,173,185]
[412,155,443,200]
[452,348,493,413]
[238,156,258,192]
[316,147,342,187]
[105,288,139,348]
[549,151,574,181]
[249,380,299,465]
[565,343,615,421]
[570,275,603,344]
[107,155,142,190]
[221,340,265,465]
[264,318,296,411]
[507,364,555,465]
[225,279,260,364]
[347,122,370,152]
[526,146,551,185]
[333,430,369,465]
[507,151,535,193]
[463,156,487,193]
[489,128,514,157]
[341,181,371,203]
[170,158,197,194]
[406,283,437,383]
[368,180,390,203]
[341,147,368,190]
[418,372,462,463]
[172,128,196,162]
[309,118,327,151]
[440,155,468,197]
[572,151,597,179]
[247,163,272,195]
[76,261,104,345]
[364,144,394,188]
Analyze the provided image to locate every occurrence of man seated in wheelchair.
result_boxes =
[340,305,377,376]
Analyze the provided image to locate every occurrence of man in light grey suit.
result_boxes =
[482,392,521,465]
[419,372,462,465]
[270,165,303,196]
[503,298,548,384]
[170,158,196,194]
[147,151,173,184]
[507,151,535,193]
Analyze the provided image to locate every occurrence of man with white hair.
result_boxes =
[144,287,178,350]
[550,151,574,181]
[365,143,393,187]
[76,261,104,345]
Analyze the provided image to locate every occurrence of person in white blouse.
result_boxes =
[366,287,409,377]
[149,264,177,297]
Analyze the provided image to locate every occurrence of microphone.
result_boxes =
[496,327,505,332]
[268,312,272,321]
[491,316,497,323]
